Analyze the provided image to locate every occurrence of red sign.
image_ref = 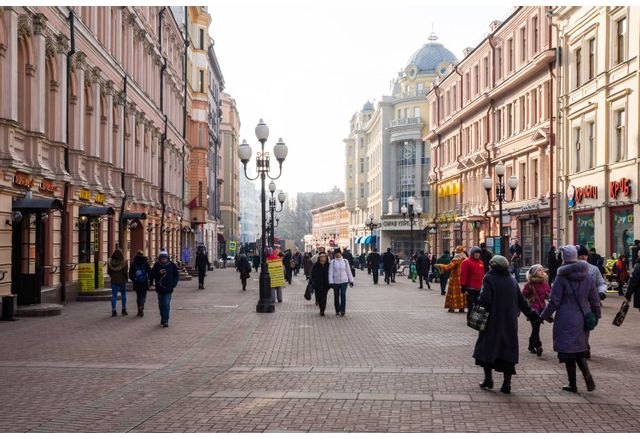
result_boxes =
[329,239,335,246]
[13,172,34,188]
[39,179,56,193]
[574,185,598,203]
[610,178,632,199]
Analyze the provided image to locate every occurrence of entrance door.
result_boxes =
[11,212,44,305]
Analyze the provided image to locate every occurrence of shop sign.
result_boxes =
[520,202,540,212]
[95,193,105,204]
[228,241,236,251]
[40,179,56,193]
[13,172,34,188]
[79,188,91,201]
[610,178,631,199]
[78,263,95,293]
[437,181,462,198]
[568,184,598,207]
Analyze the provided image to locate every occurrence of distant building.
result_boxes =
[239,171,260,245]
[219,92,241,254]
[310,200,350,251]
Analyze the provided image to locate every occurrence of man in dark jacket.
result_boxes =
[625,258,640,310]
[152,251,179,327]
[195,246,210,290]
[283,250,293,284]
[547,246,559,286]
[435,251,451,295]
[358,253,366,271]
[368,249,382,284]
[416,250,431,290]
[129,250,152,317]
[587,248,604,275]
[236,254,252,291]
[343,248,356,278]
[631,240,640,267]
[479,243,492,274]
[509,239,523,278]
[382,248,395,285]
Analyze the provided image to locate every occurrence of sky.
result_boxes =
[210,1,512,196]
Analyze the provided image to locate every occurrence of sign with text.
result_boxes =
[13,172,34,189]
[267,256,286,288]
[39,179,56,193]
[610,178,631,199]
[79,188,91,201]
[78,263,95,292]
[568,184,598,207]
[95,193,105,204]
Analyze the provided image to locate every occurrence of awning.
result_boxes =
[356,236,364,244]
[13,198,63,211]
[122,212,147,220]
[217,233,225,242]
[79,206,115,217]
[364,235,377,245]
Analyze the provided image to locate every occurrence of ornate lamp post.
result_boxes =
[266,181,286,248]
[365,213,380,248]
[238,119,288,313]
[483,161,518,256]
[401,196,423,258]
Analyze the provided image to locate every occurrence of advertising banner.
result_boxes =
[78,263,95,292]
[267,256,286,288]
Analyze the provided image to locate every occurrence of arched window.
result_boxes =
[83,83,93,153]
[44,55,57,138]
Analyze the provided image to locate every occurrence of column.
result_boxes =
[31,13,47,134]
[105,84,113,163]
[127,105,136,173]
[414,139,422,204]
[91,71,101,158]
[55,35,69,144]
[115,8,122,63]
[73,54,86,151]
[1,8,18,121]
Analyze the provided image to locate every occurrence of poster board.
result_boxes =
[267,256,286,288]
[78,263,95,292]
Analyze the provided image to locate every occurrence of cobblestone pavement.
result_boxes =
[2,267,640,432]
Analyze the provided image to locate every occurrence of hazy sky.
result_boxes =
[210,1,511,196]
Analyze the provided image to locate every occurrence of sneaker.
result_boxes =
[121,309,128,316]
[111,310,117,317]
[162,322,169,328]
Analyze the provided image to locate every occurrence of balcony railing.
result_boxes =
[389,117,421,128]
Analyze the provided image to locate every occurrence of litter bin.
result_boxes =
[1,294,17,321]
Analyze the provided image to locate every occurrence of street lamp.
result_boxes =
[401,196,422,258]
[238,119,288,313]
[483,160,518,256]
[365,212,380,248]
[266,182,286,248]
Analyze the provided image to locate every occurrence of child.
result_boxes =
[522,264,551,356]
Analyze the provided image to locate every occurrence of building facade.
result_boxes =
[239,170,260,245]
[345,34,457,258]
[219,91,240,254]
[426,7,557,266]
[556,6,639,259]
[0,6,186,303]
[310,200,350,251]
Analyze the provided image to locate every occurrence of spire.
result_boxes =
[428,23,437,42]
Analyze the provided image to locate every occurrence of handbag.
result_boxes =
[568,281,598,331]
[612,300,629,327]
[467,303,490,331]
[304,282,313,300]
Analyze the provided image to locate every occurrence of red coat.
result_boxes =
[460,257,485,290]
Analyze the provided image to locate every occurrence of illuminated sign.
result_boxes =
[79,188,91,201]
[13,172,34,188]
[95,193,105,204]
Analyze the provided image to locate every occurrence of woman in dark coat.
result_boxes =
[195,247,210,290]
[311,252,330,316]
[541,245,601,393]
[473,255,540,394]
[303,253,314,279]
[625,259,640,309]
[129,250,152,317]
[236,254,252,291]
[547,246,559,286]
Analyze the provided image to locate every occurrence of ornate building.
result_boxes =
[219,92,240,254]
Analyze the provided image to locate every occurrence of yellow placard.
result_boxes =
[267,257,286,288]
[95,193,105,204]
[79,188,91,201]
[78,263,95,292]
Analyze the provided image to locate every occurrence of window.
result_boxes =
[199,28,204,50]
[587,121,595,169]
[496,109,502,140]
[359,158,364,173]
[519,96,525,131]
[588,38,595,80]
[614,108,626,161]
[199,70,204,93]
[360,183,364,198]
[464,72,470,101]
[575,48,582,88]
[414,107,421,118]
[417,83,424,95]
[532,16,539,53]
[397,109,401,119]
[508,38,514,71]
[532,158,539,197]
[574,127,582,172]
[507,103,513,137]
[452,86,457,110]
[484,56,489,88]
[520,27,527,62]
[496,47,503,79]
[519,162,527,199]
[616,17,627,64]
[531,89,538,124]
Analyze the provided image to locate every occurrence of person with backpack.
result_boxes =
[107,248,129,317]
[195,246,211,290]
[151,250,179,327]
[129,250,152,317]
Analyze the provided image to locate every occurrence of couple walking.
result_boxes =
[310,248,354,316]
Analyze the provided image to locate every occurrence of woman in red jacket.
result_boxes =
[522,264,551,356]
[460,246,485,317]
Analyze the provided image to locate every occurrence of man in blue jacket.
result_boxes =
[152,250,179,327]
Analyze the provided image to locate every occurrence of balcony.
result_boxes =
[389,117,421,128]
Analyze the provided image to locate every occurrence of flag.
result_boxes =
[188,197,197,209]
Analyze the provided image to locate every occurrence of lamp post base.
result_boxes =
[256,263,274,313]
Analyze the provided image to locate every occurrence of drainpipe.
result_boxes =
[180,6,188,258]
[159,7,167,249]
[548,7,561,248]
[118,74,128,249]
[61,9,76,303]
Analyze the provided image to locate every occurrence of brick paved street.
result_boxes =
[2,267,640,432]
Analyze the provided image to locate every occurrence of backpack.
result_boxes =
[133,263,147,283]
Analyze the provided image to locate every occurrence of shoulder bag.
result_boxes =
[568,281,598,331]
[467,303,490,331]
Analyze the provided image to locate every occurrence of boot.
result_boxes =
[577,357,595,391]
[500,373,512,394]
[562,361,578,393]
[479,367,493,389]
[121,309,128,316]
[112,310,117,317]
[137,306,144,318]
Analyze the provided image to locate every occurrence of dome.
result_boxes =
[362,101,374,111]
[406,33,458,76]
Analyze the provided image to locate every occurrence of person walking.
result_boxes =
[328,248,354,316]
[107,248,129,317]
[392,253,400,283]
[587,248,604,275]
[311,246,326,264]
[460,246,485,317]
[522,265,550,356]
[479,243,492,274]
[151,250,180,328]
[220,251,227,269]
[382,248,395,285]
[624,255,640,310]
[436,246,467,313]
[430,253,438,282]
[129,250,151,317]
[343,248,356,278]
[509,239,523,279]
[252,253,260,272]
[435,250,452,296]
[416,250,431,290]
[358,253,366,271]
[283,249,293,285]
[614,254,630,296]
[473,255,541,394]
[195,246,210,290]
[294,250,303,276]
[540,246,601,393]
[547,246,559,286]
[236,253,252,291]
[368,248,382,284]
[303,252,314,279]
[311,252,331,316]
[577,245,607,301]
[631,240,640,267]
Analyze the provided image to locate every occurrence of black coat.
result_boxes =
[416,254,430,276]
[473,267,538,366]
[480,249,492,273]
[368,252,381,269]
[129,255,151,289]
[343,251,354,266]
[626,262,640,309]
[195,252,210,272]
[236,256,252,279]
[311,261,330,292]
[382,251,395,269]
[547,249,559,275]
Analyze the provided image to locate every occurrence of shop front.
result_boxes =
[379,216,425,259]
[510,200,551,267]
[610,205,634,258]
[77,206,115,293]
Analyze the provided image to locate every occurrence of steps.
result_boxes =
[16,303,63,317]
[77,288,115,302]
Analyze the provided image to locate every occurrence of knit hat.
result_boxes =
[159,250,169,259]
[560,245,578,263]
[526,264,545,281]
[455,245,465,253]
[469,246,481,255]
[489,255,509,269]
[576,245,589,257]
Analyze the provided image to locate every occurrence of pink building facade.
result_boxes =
[426,6,557,266]
[0,6,187,304]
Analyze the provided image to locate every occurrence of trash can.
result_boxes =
[1,294,17,321]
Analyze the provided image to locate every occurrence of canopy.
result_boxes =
[122,212,147,220]
[355,236,363,244]
[13,198,63,211]
[79,206,115,217]
[364,235,376,245]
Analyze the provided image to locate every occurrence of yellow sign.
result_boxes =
[438,181,462,198]
[78,263,95,292]
[95,193,105,204]
[267,257,286,288]
[79,188,91,201]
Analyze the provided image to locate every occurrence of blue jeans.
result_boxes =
[157,292,172,323]
[111,283,127,311]
[333,283,348,314]
[439,277,448,295]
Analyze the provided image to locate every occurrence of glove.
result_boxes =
[349,282,354,288]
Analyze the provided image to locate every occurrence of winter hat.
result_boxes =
[526,264,545,281]
[489,255,509,269]
[469,246,481,255]
[560,245,578,264]
[159,250,169,259]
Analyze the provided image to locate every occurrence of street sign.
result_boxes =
[228,241,236,251]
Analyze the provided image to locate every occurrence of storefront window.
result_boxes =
[540,217,551,265]
[78,219,91,263]
[574,211,595,249]
[441,230,450,255]
[520,220,538,267]
[611,206,634,258]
